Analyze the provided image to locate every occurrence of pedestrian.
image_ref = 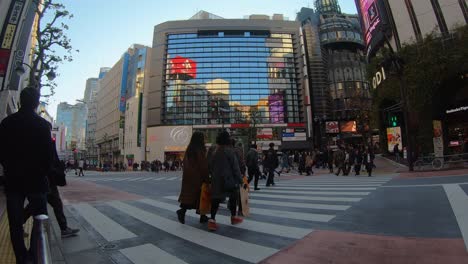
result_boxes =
[354,148,363,176]
[177,132,210,224]
[78,159,85,177]
[24,136,80,238]
[334,146,346,176]
[394,143,400,163]
[208,131,243,231]
[327,147,334,173]
[246,144,261,190]
[232,139,246,216]
[363,147,375,177]
[280,152,290,173]
[0,88,54,263]
[298,151,307,175]
[305,152,314,175]
[263,143,279,186]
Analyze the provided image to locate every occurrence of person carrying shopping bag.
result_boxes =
[177,132,210,224]
[207,131,243,231]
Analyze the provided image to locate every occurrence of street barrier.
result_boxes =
[32,215,52,264]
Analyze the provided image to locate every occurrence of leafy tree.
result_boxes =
[29,0,76,98]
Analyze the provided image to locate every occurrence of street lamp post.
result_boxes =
[383,39,414,172]
[15,62,56,89]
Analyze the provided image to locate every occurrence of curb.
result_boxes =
[47,204,66,263]
[379,155,409,169]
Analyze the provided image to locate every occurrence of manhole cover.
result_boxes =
[102,244,118,250]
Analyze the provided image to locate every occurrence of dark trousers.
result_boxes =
[78,167,84,177]
[210,192,237,220]
[24,185,68,231]
[247,166,260,189]
[366,163,373,176]
[335,165,345,176]
[354,164,361,175]
[6,191,47,264]
[266,168,275,186]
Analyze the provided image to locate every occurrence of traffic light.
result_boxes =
[389,114,399,127]
[210,101,218,112]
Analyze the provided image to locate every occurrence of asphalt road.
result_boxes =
[54,170,468,264]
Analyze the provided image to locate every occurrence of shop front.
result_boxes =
[443,101,468,155]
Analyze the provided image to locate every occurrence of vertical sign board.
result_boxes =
[0,0,26,90]
[433,120,444,158]
[7,1,36,91]
[355,0,391,56]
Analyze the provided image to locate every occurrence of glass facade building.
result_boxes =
[163,31,301,126]
[147,17,309,161]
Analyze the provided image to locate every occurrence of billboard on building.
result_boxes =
[355,0,390,55]
[325,121,339,133]
[169,56,197,80]
[268,93,284,124]
[387,126,402,152]
[340,121,357,133]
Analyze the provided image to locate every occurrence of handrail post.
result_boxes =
[31,214,52,264]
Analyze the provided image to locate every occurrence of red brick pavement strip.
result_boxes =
[59,179,143,205]
[260,230,468,264]
[398,168,468,179]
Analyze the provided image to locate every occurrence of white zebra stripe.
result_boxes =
[120,243,188,264]
[249,193,362,202]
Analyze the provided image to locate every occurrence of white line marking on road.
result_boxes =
[247,207,335,222]
[114,177,133,181]
[256,189,369,196]
[108,201,277,263]
[154,177,167,181]
[139,178,153,181]
[276,184,382,187]
[127,177,145,181]
[248,199,350,211]
[249,193,362,202]
[120,243,188,264]
[443,184,468,251]
[166,177,178,180]
[253,186,377,191]
[72,203,136,242]
[146,198,312,239]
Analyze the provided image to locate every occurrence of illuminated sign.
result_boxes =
[446,106,468,114]
[268,93,285,124]
[372,67,386,89]
[340,121,357,133]
[169,56,197,80]
[325,121,339,134]
[387,127,402,152]
[359,0,381,46]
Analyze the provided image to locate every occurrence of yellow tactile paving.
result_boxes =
[0,212,33,264]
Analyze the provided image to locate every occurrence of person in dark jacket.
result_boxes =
[354,148,363,176]
[363,147,375,177]
[24,137,80,238]
[264,143,279,186]
[246,144,261,190]
[0,88,54,263]
[177,132,209,224]
[208,131,243,231]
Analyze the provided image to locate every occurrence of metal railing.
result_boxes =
[31,215,52,264]
[414,153,468,171]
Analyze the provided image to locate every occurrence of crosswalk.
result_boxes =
[67,175,393,264]
[81,176,182,182]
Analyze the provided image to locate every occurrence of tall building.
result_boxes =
[147,12,310,161]
[84,78,98,104]
[355,0,467,155]
[56,102,87,151]
[0,0,40,121]
[297,1,371,147]
[96,45,150,166]
[84,69,109,166]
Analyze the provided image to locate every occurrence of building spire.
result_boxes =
[314,0,341,14]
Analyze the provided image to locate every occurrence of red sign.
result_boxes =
[326,121,339,134]
[0,49,11,76]
[169,56,197,79]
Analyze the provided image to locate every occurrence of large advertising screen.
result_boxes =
[325,121,339,134]
[356,0,389,55]
[169,55,197,80]
[268,93,285,123]
[340,121,357,133]
[387,127,402,152]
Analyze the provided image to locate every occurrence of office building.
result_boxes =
[146,11,310,161]
[56,102,87,151]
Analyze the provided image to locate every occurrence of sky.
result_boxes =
[47,0,357,118]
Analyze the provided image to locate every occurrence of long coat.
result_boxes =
[178,152,209,208]
[209,146,242,200]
